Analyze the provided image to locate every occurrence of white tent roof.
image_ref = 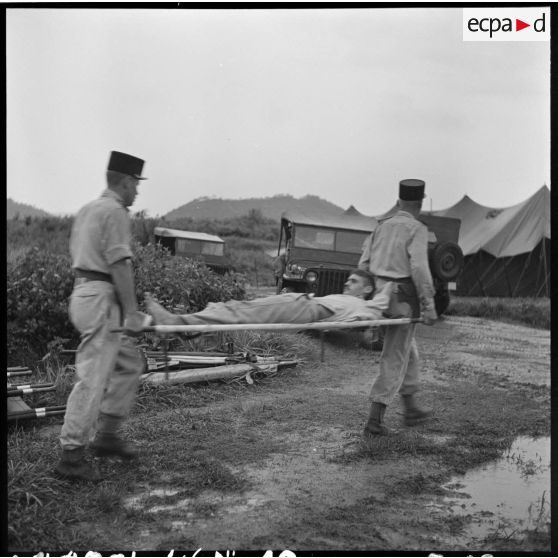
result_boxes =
[430,185,550,257]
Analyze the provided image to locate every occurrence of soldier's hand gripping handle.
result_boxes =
[123,311,152,336]
[420,297,438,326]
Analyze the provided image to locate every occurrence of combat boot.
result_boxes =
[90,413,138,460]
[363,402,389,437]
[54,447,101,482]
[401,393,432,426]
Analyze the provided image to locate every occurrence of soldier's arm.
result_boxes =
[408,227,437,323]
[109,258,138,316]
[104,209,150,332]
[358,234,372,270]
[109,258,151,333]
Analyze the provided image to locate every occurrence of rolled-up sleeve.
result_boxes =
[358,234,373,270]
[102,208,133,265]
[408,226,435,302]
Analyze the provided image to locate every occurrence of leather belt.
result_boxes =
[375,275,413,284]
[74,269,113,283]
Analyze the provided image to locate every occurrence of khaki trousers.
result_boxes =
[183,292,331,325]
[369,278,420,406]
[59,281,144,450]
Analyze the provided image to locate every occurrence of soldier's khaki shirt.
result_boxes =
[70,189,133,273]
[359,210,435,302]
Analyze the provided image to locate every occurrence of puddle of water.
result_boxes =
[440,436,550,539]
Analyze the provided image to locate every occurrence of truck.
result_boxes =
[273,209,463,316]
[154,226,234,275]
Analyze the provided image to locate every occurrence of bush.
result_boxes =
[6,242,247,366]
[6,216,73,258]
[132,242,246,312]
[7,248,78,366]
[130,211,160,246]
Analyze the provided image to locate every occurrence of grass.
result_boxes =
[330,373,549,469]
[446,296,549,330]
[6,375,298,551]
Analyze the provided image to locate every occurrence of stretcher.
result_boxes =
[142,359,298,386]
[113,316,422,335]
[6,367,66,422]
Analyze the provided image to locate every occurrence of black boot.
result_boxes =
[54,447,101,482]
[90,414,138,460]
[401,393,432,426]
[363,402,389,437]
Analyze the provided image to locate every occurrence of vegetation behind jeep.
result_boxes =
[273,210,464,316]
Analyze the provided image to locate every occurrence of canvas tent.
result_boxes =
[429,185,550,297]
[344,205,364,217]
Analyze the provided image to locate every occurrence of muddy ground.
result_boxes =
[27,315,550,554]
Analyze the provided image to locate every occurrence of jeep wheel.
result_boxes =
[429,242,464,282]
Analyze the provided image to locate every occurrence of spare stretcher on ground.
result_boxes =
[141,348,298,386]
[6,366,66,422]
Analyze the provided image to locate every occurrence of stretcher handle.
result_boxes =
[111,317,423,335]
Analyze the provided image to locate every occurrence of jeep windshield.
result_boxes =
[175,238,224,257]
[294,225,369,254]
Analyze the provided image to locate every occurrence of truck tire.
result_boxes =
[429,242,464,282]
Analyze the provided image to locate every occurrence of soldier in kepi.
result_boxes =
[55,151,151,482]
[358,178,438,438]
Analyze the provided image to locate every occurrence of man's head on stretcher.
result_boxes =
[342,269,375,299]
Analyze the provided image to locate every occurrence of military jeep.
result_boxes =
[273,209,463,316]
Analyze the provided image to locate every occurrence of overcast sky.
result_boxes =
[6,7,550,217]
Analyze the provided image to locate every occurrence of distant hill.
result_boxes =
[164,194,345,221]
[7,198,52,219]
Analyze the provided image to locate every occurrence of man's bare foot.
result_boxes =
[144,293,183,326]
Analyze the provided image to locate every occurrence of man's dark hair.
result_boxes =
[350,268,376,300]
[106,170,129,187]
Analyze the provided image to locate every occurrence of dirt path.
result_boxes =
[92,315,547,553]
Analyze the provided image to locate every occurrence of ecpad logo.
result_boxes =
[463,8,550,42]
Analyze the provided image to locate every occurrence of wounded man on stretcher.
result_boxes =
[145,269,394,327]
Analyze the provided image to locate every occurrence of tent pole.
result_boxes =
[472,254,486,297]
[537,239,550,298]
[512,250,532,297]
[542,238,549,297]
[503,257,513,297]
[477,251,502,296]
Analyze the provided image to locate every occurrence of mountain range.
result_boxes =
[164,194,345,221]
[7,194,347,221]
[7,198,52,219]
